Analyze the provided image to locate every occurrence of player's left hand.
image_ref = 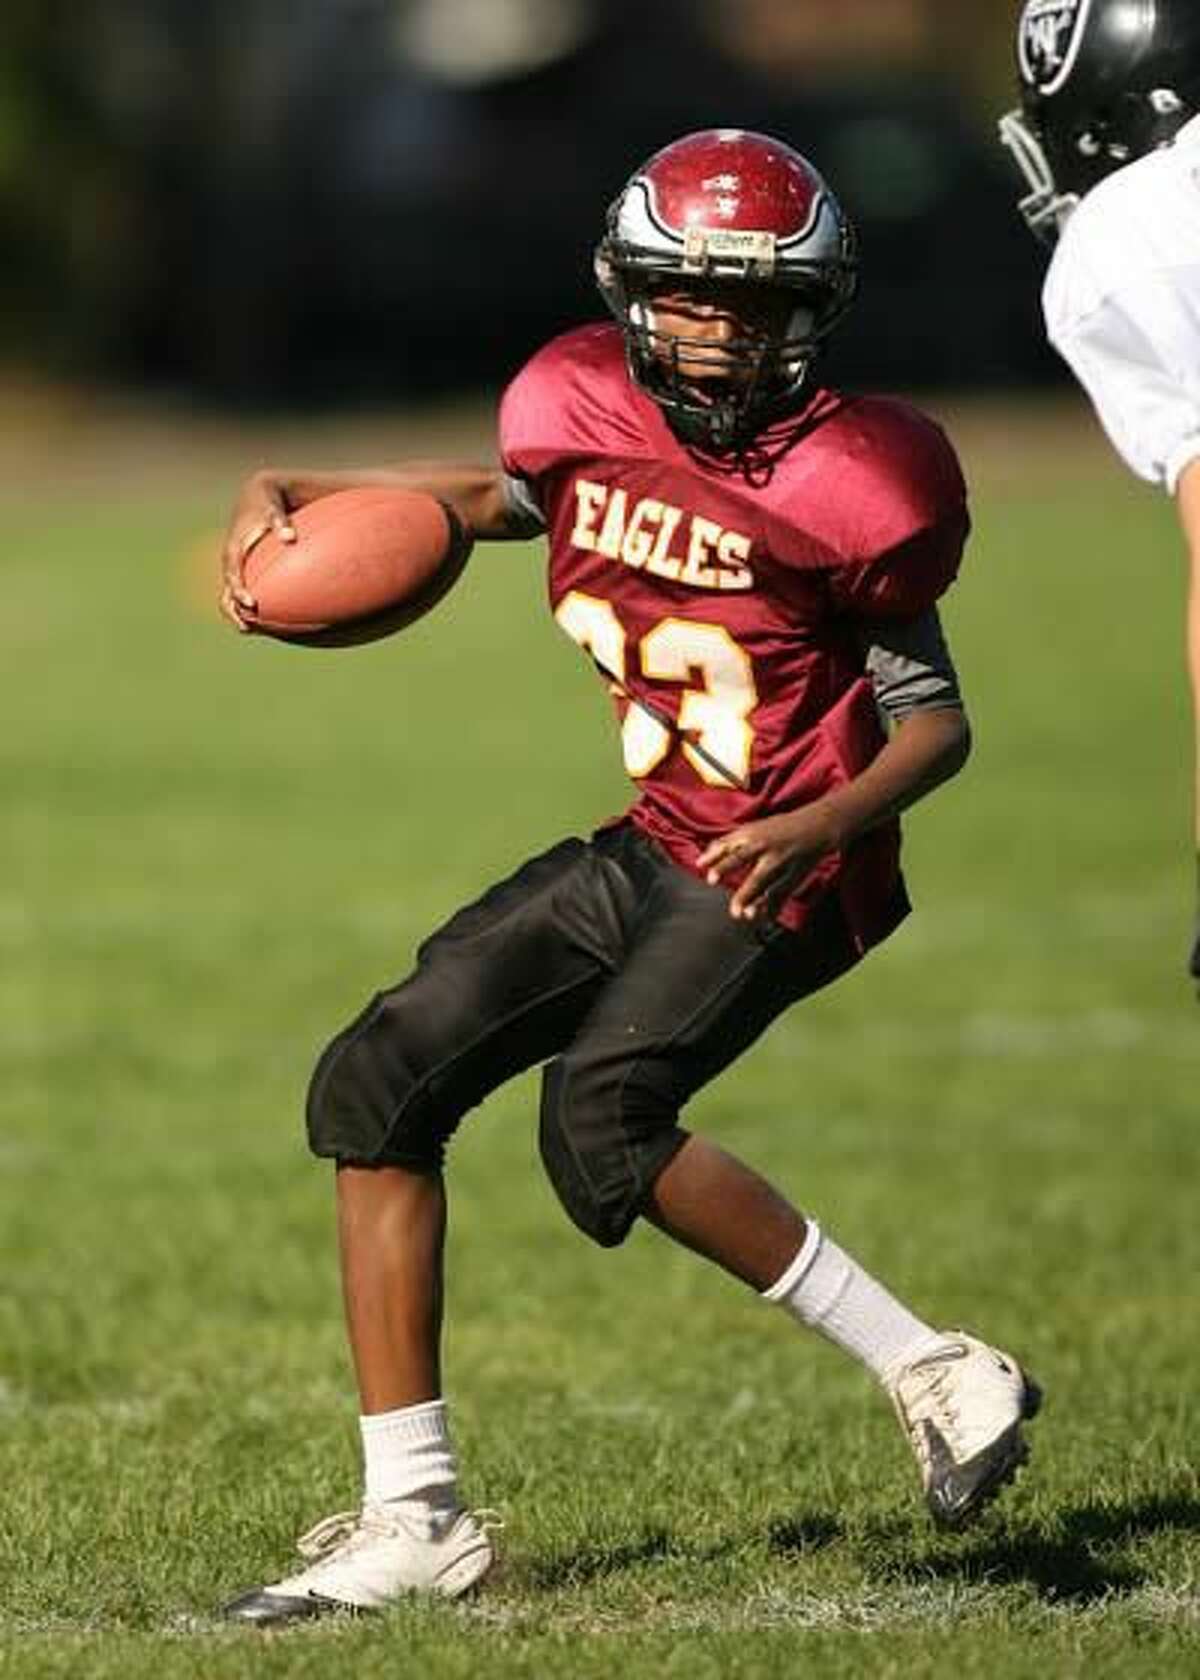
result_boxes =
[220,471,298,631]
[699,807,837,922]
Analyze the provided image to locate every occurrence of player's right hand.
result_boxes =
[220,471,297,631]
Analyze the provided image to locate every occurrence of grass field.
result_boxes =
[2,393,1198,1678]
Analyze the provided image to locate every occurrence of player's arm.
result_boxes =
[1176,459,1200,978]
[1048,259,1200,981]
[221,461,531,628]
[701,610,970,921]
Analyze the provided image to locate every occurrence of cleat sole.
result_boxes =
[929,1368,1044,1531]
[221,1589,361,1626]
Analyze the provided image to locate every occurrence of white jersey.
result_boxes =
[1043,115,1200,495]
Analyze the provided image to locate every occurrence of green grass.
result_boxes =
[2,403,1198,1677]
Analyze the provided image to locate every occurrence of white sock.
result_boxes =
[763,1221,946,1382]
[360,1400,460,1534]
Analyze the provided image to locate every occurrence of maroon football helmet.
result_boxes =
[595,129,858,449]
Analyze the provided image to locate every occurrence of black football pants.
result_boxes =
[306,822,860,1246]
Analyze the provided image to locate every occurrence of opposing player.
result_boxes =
[1000,0,1200,977]
[219,130,1040,1623]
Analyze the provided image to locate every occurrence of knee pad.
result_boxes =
[306,991,454,1169]
[538,1055,687,1248]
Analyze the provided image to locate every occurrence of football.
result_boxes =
[243,486,473,647]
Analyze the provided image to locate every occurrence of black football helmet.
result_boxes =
[1000,0,1200,242]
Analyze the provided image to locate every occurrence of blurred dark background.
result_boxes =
[0,0,1059,406]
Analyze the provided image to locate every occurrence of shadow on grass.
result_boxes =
[873,1493,1200,1606]
[517,1494,1200,1604]
[524,1529,679,1591]
[767,1513,844,1556]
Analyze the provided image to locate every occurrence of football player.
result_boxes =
[218,130,1040,1623]
[1000,0,1200,979]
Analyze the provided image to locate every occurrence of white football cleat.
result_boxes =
[885,1331,1042,1529]
[221,1504,497,1625]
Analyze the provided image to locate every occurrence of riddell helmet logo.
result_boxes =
[1019,0,1092,95]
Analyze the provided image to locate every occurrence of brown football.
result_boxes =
[243,486,473,647]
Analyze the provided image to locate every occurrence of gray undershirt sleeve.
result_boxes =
[861,607,964,722]
[502,471,548,537]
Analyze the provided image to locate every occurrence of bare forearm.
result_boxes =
[253,461,518,541]
[221,456,527,629]
[1173,460,1200,982]
[1179,462,1200,842]
[819,706,972,851]
[699,704,970,921]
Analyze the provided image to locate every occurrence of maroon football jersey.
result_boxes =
[499,323,969,950]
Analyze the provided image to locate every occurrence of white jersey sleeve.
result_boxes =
[1042,120,1200,496]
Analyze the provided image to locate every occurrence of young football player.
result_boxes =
[1000,0,1200,978]
[218,129,1040,1623]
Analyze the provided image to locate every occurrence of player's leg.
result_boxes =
[646,1137,1041,1530]
[538,829,1040,1528]
[537,830,854,1255]
[223,836,639,1623]
[315,833,637,1407]
[336,1162,445,1410]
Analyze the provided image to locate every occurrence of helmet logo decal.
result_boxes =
[1019,0,1094,96]
[701,175,742,220]
[682,227,778,275]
